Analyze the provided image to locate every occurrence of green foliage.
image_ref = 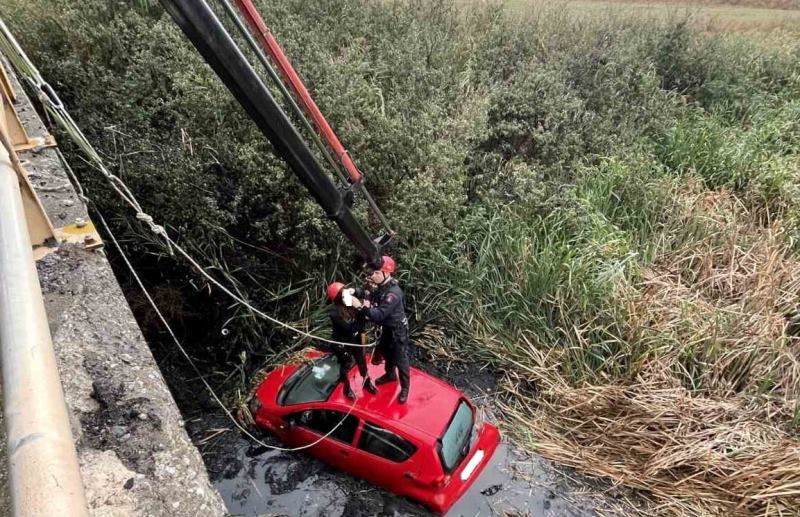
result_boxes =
[413,152,683,383]
[656,101,800,218]
[3,0,799,382]
[482,69,592,168]
[6,1,800,507]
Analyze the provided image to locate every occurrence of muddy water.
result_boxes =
[204,354,613,516]
[214,435,600,516]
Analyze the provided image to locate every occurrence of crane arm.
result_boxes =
[158,0,383,268]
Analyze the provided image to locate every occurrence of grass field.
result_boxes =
[497,0,800,31]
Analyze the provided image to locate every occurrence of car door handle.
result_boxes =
[339,449,349,457]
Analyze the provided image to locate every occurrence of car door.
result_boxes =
[284,407,360,471]
[346,420,421,495]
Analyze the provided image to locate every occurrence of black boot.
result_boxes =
[343,384,356,401]
[364,378,379,395]
[375,373,397,386]
[398,387,409,405]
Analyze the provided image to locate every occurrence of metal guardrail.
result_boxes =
[0,61,89,516]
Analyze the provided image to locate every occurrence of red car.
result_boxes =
[248,351,500,514]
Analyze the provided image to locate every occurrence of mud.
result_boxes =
[414,349,499,397]
[213,433,603,517]
[189,352,624,517]
[80,352,164,476]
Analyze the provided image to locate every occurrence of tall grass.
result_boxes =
[412,162,800,514]
[4,0,800,513]
[415,155,664,370]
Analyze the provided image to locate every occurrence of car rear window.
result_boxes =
[358,422,417,463]
[439,400,474,472]
[281,355,340,405]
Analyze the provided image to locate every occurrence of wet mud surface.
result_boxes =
[186,347,618,517]
[212,437,599,517]
[80,353,165,476]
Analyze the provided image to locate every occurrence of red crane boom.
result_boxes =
[233,0,364,185]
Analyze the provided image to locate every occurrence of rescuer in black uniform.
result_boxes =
[326,282,379,400]
[352,256,411,404]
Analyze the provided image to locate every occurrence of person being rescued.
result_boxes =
[326,281,379,400]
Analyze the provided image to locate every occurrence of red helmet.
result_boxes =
[379,255,396,274]
[326,282,345,301]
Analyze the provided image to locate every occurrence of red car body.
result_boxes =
[249,352,500,514]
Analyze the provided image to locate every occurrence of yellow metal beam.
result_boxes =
[0,60,100,258]
[0,89,55,248]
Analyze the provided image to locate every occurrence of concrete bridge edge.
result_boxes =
[0,55,227,516]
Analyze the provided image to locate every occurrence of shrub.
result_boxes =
[5,0,800,511]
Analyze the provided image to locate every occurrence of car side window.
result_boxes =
[289,409,359,444]
[357,421,417,462]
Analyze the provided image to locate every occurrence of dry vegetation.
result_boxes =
[536,0,800,33]
[577,0,800,9]
[487,184,800,514]
[417,188,800,514]
[5,0,800,514]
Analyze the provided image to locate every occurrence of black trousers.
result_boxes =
[377,326,410,391]
[331,343,369,389]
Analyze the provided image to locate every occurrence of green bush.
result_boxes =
[3,0,799,375]
[7,0,800,509]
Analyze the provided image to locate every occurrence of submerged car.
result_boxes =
[249,351,500,514]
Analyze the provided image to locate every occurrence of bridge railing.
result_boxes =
[0,58,89,516]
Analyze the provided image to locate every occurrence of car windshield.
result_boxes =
[281,354,341,405]
[439,400,474,472]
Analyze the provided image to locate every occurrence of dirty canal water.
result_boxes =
[185,351,620,516]
[214,436,600,516]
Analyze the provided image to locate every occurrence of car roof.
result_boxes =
[328,361,465,443]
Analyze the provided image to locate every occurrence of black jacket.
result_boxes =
[365,279,407,330]
[329,305,366,344]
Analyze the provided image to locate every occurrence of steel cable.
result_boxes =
[0,19,376,348]
[0,16,377,452]
[55,104,363,454]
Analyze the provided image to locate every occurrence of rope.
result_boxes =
[0,18,375,348]
[166,232,376,347]
[98,208,359,452]
[0,13,376,452]
[56,117,362,454]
